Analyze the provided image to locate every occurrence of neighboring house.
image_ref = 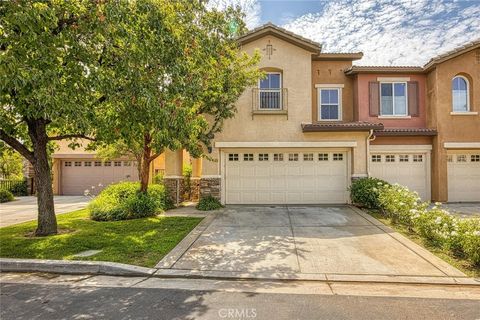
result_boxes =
[53,23,479,203]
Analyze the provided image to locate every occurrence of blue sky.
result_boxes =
[212,0,480,66]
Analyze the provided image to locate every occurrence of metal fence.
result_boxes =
[252,88,288,112]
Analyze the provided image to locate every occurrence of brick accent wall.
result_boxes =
[200,178,221,200]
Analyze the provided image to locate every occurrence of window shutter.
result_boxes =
[369,81,380,116]
[408,81,419,117]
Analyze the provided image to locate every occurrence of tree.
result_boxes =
[0,143,24,180]
[0,1,104,235]
[94,0,262,192]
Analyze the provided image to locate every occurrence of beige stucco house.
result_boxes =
[52,24,480,204]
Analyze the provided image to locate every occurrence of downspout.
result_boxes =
[366,129,376,177]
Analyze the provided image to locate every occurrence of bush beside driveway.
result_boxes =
[0,209,202,268]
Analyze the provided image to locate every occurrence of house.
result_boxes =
[52,23,480,204]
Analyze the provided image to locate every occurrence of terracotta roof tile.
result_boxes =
[423,39,480,70]
[374,128,437,136]
[302,122,384,132]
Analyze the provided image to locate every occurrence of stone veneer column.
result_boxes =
[190,158,202,201]
[163,149,184,205]
[199,177,221,200]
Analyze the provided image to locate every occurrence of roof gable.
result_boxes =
[238,23,321,54]
[423,39,480,71]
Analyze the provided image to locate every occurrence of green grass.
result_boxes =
[367,209,480,278]
[0,209,202,267]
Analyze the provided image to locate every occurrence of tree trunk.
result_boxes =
[139,133,152,193]
[27,119,57,236]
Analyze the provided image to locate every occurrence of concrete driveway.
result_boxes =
[157,206,465,280]
[0,196,90,227]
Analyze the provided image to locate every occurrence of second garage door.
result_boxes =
[61,159,139,195]
[448,153,480,202]
[225,150,349,204]
[370,151,430,200]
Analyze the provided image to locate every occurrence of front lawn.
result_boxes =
[0,209,202,267]
[367,209,480,278]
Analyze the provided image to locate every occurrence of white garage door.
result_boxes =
[61,159,139,195]
[448,153,480,202]
[370,152,430,200]
[225,150,349,204]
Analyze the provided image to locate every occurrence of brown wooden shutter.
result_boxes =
[408,81,419,117]
[369,81,380,116]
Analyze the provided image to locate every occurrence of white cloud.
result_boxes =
[283,0,480,66]
[208,0,261,29]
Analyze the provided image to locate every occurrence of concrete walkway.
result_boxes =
[0,196,90,227]
[156,205,465,281]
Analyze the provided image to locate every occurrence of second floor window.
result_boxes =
[452,76,469,112]
[259,73,281,109]
[380,82,407,116]
[319,88,341,120]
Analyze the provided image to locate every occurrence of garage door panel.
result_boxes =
[448,154,480,202]
[225,150,348,204]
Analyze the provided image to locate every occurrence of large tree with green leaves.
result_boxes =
[0,1,104,235]
[93,0,262,192]
[0,143,24,180]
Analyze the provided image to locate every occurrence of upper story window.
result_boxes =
[259,73,281,109]
[318,88,342,121]
[452,76,469,112]
[380,82,407,116]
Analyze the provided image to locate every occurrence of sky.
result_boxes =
[211,0,480,66]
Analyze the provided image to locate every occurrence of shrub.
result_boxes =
[88,182,171,221]
[8,180,28,196]
[459,220,480,266]
[0,189,14,203]
[196,196,223,211]
[349,177,389,209]
[413,207,455,246]
[378,183,428,227]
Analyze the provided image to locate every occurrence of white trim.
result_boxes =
[317,87,343,121]
[215,141,358,148]
[444,142,480,149]
[377,77,411,82]
[163,175,183,179]
[450,111,478,116]
[200,175,222,179]
[378,115,412,119]
[370,145,432,152]
[315,83,345,88]
[451,75,470,112]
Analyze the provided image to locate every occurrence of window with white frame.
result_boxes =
[95,161,102,166]
[452,76,469,112]
[371,155,381,162]
[274,153,284,161]
[399,155,409,162]
[259,153,269,161]
[471,155,480,162]
[385,155,395,162]
[228,154,239,161]
[244,154,253,161]
[380,82,407,116]
[74,161,82,167]
[333,153,343,161]
[413,155,423,162]
[303,153,314,161]
[318,153,328,161]
[104,161,112,166]
[318,88,341,120]
[457,155,467,162]
[84,161,92,167]
[65,161,72,167]
[288,153,298,161]
[259,73,281,109]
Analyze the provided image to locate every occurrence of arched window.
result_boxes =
[452,76,469,112]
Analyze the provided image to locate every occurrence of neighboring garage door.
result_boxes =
[61,159,139,195]
[370,151,430,200]
[225,150,348,204]
[448,153,480,202]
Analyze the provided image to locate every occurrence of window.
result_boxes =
[104,161,112,166]
[318,153,328,161]
[259,153,269,161]
[228,154,239,161]
[457,155,467,162]
[243,154,253,161]
[385,155,395,162]
[65,161,72,167]
[94,161,102,167]
[114,161,121,167]
[399,155,409,162]
[447,155,453,162]
[259,73,281,109]
[380,82,407,116]
[452,76,469,112]
[74,161,82,167]
[274,153,284,161]
[303,153,314,161]
[84,161,92,167]
[288,153,298,161]
[471,155,480,162]
[333,153,343,161]
[123,161,131,166]
[413,155,423,162]
[319,88,341,120]
[371,155,381,162]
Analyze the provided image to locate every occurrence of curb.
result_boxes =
[0,258,156,277]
